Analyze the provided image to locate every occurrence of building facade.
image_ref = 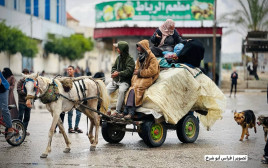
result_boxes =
[94,0,223,85]
[0,0,74,74]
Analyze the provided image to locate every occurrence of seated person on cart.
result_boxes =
[150,19,185,57]
[107,41,135,117]
[121,39,160,120]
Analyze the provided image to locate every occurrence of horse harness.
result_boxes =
[24,77,102,112]
[71,78,102,109]
[24,78,60,104]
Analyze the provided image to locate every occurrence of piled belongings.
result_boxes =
[159,39,204,68]
[137,64,226,130]
[110,64,226,130]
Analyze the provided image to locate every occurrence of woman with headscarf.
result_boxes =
[151,19,185,57]
[2,68,18,119]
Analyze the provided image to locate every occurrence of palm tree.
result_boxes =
[220,0,268,80]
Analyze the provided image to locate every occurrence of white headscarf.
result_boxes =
[158,19,175,47]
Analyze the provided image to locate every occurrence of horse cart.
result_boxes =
[101,110,200,147]
[21,67,224,158]
[100,66,226,147]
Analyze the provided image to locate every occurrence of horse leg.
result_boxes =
[40,112,60,158]
[90,115,100,151]
[57,119,71,153]
[88,118,94,144]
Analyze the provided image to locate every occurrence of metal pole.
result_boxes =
[212,0,217,82]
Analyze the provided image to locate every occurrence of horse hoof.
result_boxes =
[40,153,48,158]
[63,148,71,153]
[90,146,96,151]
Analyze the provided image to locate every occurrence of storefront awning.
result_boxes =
[94,27,222,39]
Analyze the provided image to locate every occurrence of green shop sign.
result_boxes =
[95,0,214,23]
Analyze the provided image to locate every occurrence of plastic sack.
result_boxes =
[174,43,184,56]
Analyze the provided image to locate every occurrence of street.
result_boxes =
[0,92,268,168]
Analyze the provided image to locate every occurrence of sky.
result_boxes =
[66,0,243,54]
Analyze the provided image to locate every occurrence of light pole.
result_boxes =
[212,0,217,82]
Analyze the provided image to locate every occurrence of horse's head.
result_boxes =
[22,73,39,108]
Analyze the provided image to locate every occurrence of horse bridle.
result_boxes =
[24,78,40,100]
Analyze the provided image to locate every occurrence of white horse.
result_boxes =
[23,73,109,158]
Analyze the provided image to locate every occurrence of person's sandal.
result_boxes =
[74,127,83,133]
[262,156,268,164]
[5,128,14,140]
[68,128,75,133]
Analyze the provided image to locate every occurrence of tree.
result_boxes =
[0,22,38,60]
[219,0,268,80]
[44,33,94,61]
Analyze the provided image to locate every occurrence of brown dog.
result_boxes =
[234,110,257,141]
[257,115,268,142]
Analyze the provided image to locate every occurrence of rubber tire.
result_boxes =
[176,114,199,143]
[138,132,144,139]
[101,121,125,143]
[6,119,26,146]
[142,121,167,147]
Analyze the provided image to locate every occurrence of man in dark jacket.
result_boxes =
[17,69,31,136]
[106,41,135,116]
[230,69,238,97]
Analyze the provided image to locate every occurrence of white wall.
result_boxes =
[0,6,74,41]
[50,0,56,23]
[39,0,45,19]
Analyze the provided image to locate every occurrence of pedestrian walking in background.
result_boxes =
[2,67,18,119]
[230,69,238,97]
[67,65,83,133]
[40,70,45,76]
[17,69,31,136]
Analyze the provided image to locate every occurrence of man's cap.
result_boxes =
[113,41,128,48]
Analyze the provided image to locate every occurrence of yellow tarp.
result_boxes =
[110,65,226,130]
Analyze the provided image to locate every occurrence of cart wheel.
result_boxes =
[142,121,167,147]
[138,132,144,139]
[176,114,199,143]
[101,121,125,143]
[6,119,26,146]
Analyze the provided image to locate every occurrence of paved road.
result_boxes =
[0,92,268,168]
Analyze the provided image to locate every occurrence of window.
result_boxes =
[56,0,59,23]
[25,0,31,14]
[34,0,38,17]
[0,0,5,6]
[14,0,17,9]
[45,0,50,20]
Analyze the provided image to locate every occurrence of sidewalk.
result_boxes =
[221,69,268,92]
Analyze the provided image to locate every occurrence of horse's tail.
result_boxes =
[96,80,110,114]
